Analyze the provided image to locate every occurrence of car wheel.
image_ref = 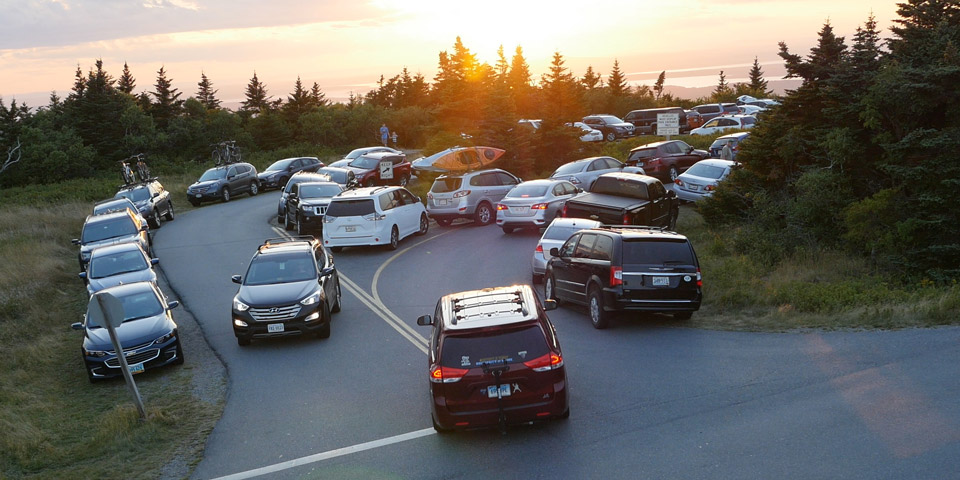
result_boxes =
[173,338,185,365]
[284,212,293,231]
[249,181,259,196]
[588,286,610,329]
[164,202,175,221]
[150,213,162,229]
[331,279,342,313]
[317,303,331,339]
[387,225,399,250]
[501,226,515,234]
[189,199,200,207]
[435,218,452,227]
[669,209,678,231]
[416,213,429,236]
[605,131,616,142]
[474,203,493,225]
[221,188,231,202]
[237,336,250,346]
[673,311,693,320]
[669,166,679,182]
[545,274,559,303]
[399,174,410,187]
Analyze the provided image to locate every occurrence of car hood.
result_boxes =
[238,280,317,307]
[84,313,174,351]
[87,270,157,295]
[188,180,221,190]
[300,199,333,208]
[610,122,634,128]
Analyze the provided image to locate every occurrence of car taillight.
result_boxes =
[674,178,684,186]
[697,268,702,287]
[362,212,386,221]
[453,190,471,198]
[622,212,630,225]
[705,184,716,191]
[535,244,543,253]
[561,204,567,217]
[429,365,469,383]
[427,192,433,200]
[523,352,564,372]
[532,203,547,210]
[497,203,507,210]
[610,266,623,286]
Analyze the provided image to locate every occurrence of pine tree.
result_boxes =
[494,45,509,79]
[581,66,601,89]
[118,62,136,94]
[150,66,183,129]
[196,72,221,109]
[747,57,769,97]
[310,82,328,107]
[70,64,86,99]
[508,45,535,117]
[285,77,311,117]
[606,59,628,96]
[654,71,666,100]
[713,70,730,100]
[241,71,270,115]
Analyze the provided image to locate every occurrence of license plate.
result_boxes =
[345,226,356,232]
[689,185,700,191]
[509,207,529,214]
[486,384,511,398]
[268,323,284,333]
[436,199,449,206]
[195,193,202,198]
[128,363,144,375]
[652,276,670,286]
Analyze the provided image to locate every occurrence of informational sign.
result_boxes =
[379,160,394,180]
[87,291,146,420]
[657,113,680,137]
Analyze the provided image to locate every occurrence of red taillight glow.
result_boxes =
[429,365,469,383]
[610,266,623,286]
[674,178,684,186]
[622,212,630,225]
[561,204,567,217]
[705,184,716,191]
[497,203,507,210]
[523,352,564,372]
[697,268,702,287]
[535,244,543,253]
[531,203,547,210]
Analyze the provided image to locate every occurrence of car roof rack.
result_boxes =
[258,236,316,252]
[598,225,670,233]
[450,289,527,326]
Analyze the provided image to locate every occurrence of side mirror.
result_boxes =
[167,300,180,309]
[549,247,560,257]
[320,267,335,278]
[151,258,159,266]
[141,225,149,232]
[227,175,235,180]
[543,299,558,311]
[71,322,84,331]
[687,146,694,153]
[153,192,160,198]
[72,238,81,245]
[78,272,87,280]
[231,275,242,284]
[416,314,434,326]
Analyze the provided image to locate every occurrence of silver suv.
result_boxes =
[426,169,521,226]
[72,209,151,269]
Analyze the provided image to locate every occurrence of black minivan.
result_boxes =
[623,107,689,135]
[544,225,701,329]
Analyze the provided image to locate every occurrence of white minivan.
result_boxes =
[322,186,429,251]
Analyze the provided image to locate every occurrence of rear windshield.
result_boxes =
[591,177,649,199]
[552,162,584,176]
[82,217,138,243]
[244,253,316,286]
[116,187,150,203]
[93,200,133,215]
[506,185,548,198]
[89,250,148,279]
[543,223,596,241]
[439,326,549,368]
[685,163,727,179]
[622,239,695,265]
[627,149,656,163]
[325,199,375,217]
[431,177,463,193]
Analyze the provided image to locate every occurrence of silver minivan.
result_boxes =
[426,169,521,226]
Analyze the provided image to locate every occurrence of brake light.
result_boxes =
[429,365,469,383]
[674,178,684,186]
[622,212,630,225]
[362,212,386,221]
[610,266,623,286]
[531,203,547,210]
[427,192,433,200]
[497,203,507,210]
[705,184,716,191]
[535,244,543,253]
[453,190,471,198]
[523,352,564,372]
[561,204,567,217]
[697,268,702,287]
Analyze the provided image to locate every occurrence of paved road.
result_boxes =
[155,191,960,479]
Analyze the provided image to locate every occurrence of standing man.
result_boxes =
[380,124,389,147]
[721,139,734,160]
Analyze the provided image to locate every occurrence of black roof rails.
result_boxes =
[598,225,670,232]
[258,236,316,251]
[450,289,525,325]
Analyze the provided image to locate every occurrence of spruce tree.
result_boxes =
[196,72,221,109]
[151,66,183,129]
[654,71,666,100]
[606,59,628,96]
[713,70,731,100]
[747,57,769,97]
[310,82,328,107]
[241,71,270,115]
[118,62,136,94]
[285,77,311,117]
[581,66,601,89]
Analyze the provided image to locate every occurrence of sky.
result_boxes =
[0,0,900,108]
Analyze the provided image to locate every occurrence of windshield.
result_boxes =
[116,188,150,203]
[599,115,623,124]
[199,168,225,182]
[431,177,463,193]
[591,177,649,199]
[349,156,380,169]
[325,199,375,217]
[88,250,149,279]
[345,148,370,160]
[439,326,548,368]
[266,159,294,172]
[622,239,695,265]
[81,217,138,243]
[552,162,584,176]
[244,253,316,286]
[506,185,548,198]
[87,290,163,328]
[299,184,343,198]
[685,163,727,179]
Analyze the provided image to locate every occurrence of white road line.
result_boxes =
[341,275,427,347]
[371,227,457,308]
[340,279,428,353]
[211,428,436,480]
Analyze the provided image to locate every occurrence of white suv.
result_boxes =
[322,186,429,251]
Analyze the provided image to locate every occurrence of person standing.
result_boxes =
[721,140,734,160]
[391,131,398,149]
[380,124,389,147]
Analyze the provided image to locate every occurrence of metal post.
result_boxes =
[98,294,147,421]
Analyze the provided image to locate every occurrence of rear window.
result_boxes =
[439,326,549,368]
[431,177,463,193]
[591,177,649,199]
[116,187,150,203]
[506,185,548,198]
[627,148,657,163]
[622,239,695,265]
[685,163,727,179]
[325,199,375,217]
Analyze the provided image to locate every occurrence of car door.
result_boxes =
[397,189,421,237]
[546,181,576,219]
[566,232,599,303]
[646,181,670,226]
[493,172,519,202]
[551,232,582,301]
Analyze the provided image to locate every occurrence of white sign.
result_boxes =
[87,291,125,329]
[657,113,680,136]
[379,160,394,180]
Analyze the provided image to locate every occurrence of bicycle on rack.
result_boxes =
[131,153,150,182]
[119,158,137,185]
[211,141,242,166]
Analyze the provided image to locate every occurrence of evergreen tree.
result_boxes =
[285,77,311,117]
[118,62,136,94]
[713,70,732,100]
[241,71,270,115]
[746,57,769,97]
[508,46,536,117]
[310,82,329,107]
[495,45,509,79]
[654,71,666,100]
[150,65,184,129]
[606,59,629,96]
[70,65,86,99]
[196,72,221,109]
[581,66,601,89]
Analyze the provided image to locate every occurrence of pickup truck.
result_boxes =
[561,172,679,228]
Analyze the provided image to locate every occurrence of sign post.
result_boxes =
[656,113,680,139]
[87,291,147,421]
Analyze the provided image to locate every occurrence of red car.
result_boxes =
[344,151,412,187]
[626,139,710,182]
[417,285,569,432]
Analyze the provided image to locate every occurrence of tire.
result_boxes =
[502,226,515,234]
[668,166,679,182]
[149,213,161,229]
[283,212,293,231]
[164,202,175,221]
[605,131,616,142]
[249,181,259,196]
[317,302,331,339]
[435,218,452,227]
[474,202,493,226]
[588,286,611,329]
[331,279,342,313]
[221,188,231,202]
[545,274,559,302]
[668,209,678,231]
[172,338,185,365]
[386,225,399,250]
[416,213,429,236]
[237,336,250,346]
[673,311,693,320]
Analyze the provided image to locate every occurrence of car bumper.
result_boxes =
[298,213,324,232]
[431,377,568,430]
[531,253,548,276]
[187,190,220,202]
[233,305,327,340]
[84,335,181,380]
[675,188,713,203]
[427,203,475,221]
[323,232,388,248]
[603,288,702,313]
[259,177,283,189]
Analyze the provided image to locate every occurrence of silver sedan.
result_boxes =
[530,217,602,283]
[549,156,643,191]
[496,179,580,233]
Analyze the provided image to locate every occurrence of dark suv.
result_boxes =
[277,172,333,222]
[623,107,689,135]
[257,157,324,190]
[626,140,709,182]
[544,226,702,329]
[283,181,344,235]
[344,151,412,187]
[416,285,568,432]
[115,180,174,229]
[581,114,635,141]
[187,162,259,206]
[231,237,341,345]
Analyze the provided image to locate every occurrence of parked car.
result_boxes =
[415,284,568,432]
[71,281,183,382]
[79,242,158,296]
[708,132,750,159]
[581,114,635,141]
[344,151,412,187]
[277,172,332,222]
[690,115,756,135]
[495,179,579,233]
[315,167,359,189]
[330,146,402,168]
[549,156,638,190]
[685,109,705,129]
[257,157,324,190]
[674,159,737,203]
[562,172,679,229]
[92,197,146,225]
[322,186,429,251]
[690,103,739,123]
[564,122,604,142]
[623,107,689,135]
[544,225,702,328]
[531,217,602,284]
[283,181,344,235]
[625,140,709,182]
[115,179,173,229]
[426,168,521,226]
[72,209,151,269]
[186,162,259,206]
[231,236,341,345]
